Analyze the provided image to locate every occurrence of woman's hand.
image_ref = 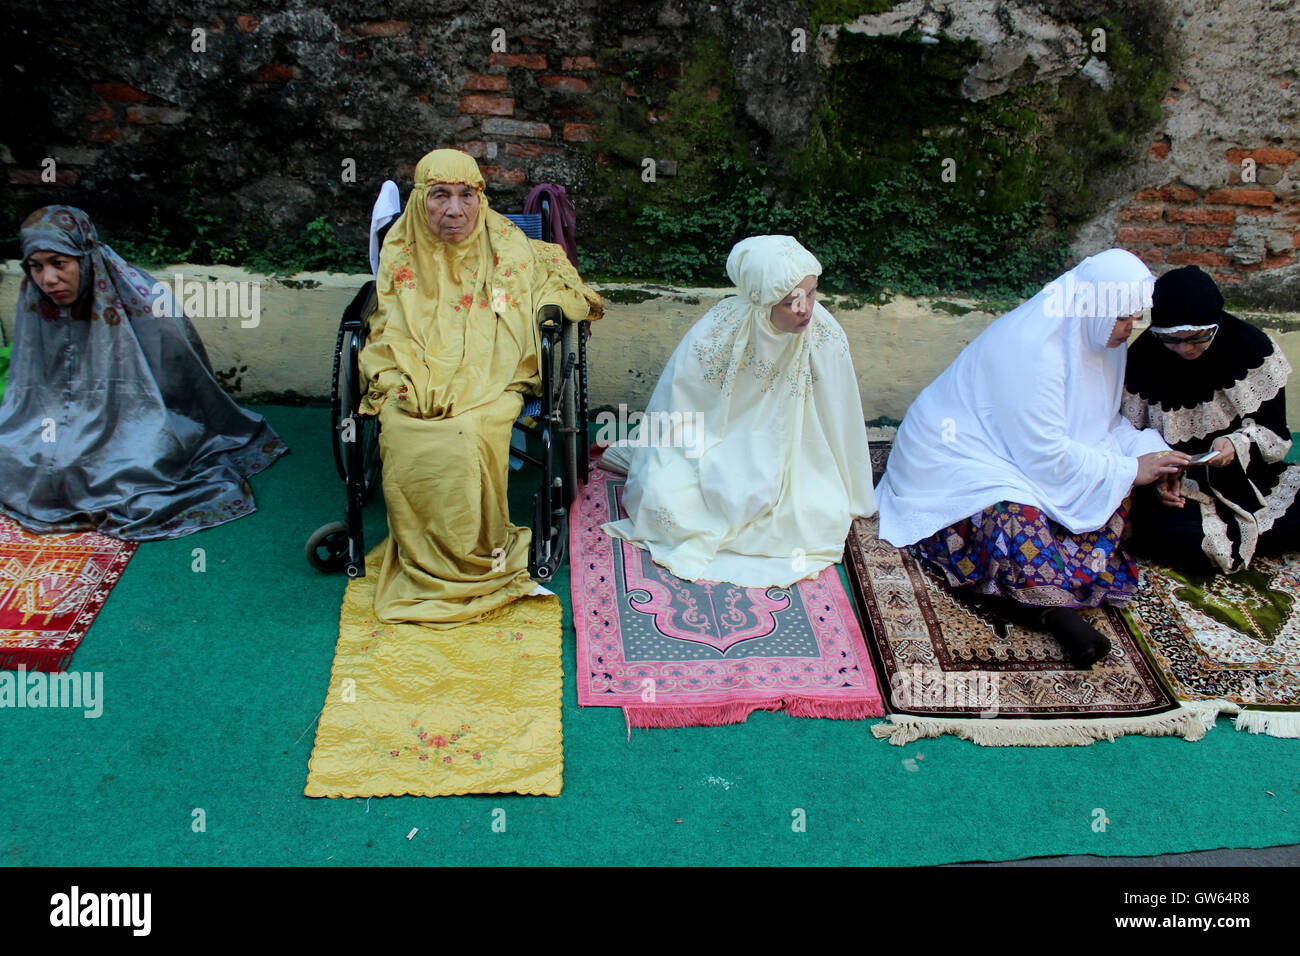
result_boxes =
[1155,472,1185,508]
[1135,450,1191,486]
[1209,436,1236,468]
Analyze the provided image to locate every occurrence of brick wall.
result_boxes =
[1117,142,1299,285]
[1,4,698,251]
[4,0,1296,304]
[450,45,604,189]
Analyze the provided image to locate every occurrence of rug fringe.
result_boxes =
[870,708,1208,747]
[1172,699,1300,738]
[1234,709,1300,738]
[0,647,73,673]
[1180,699,1239,728]
[782,696,885,720]
[624,702,771,729]
[623,695,882,729]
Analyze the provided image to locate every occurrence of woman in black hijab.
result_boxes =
[1123,265,1300,571]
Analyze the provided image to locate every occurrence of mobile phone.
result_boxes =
[1188,449,1221,465]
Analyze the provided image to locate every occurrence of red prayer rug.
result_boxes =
[0,514,136,672]
[570,460,885,729]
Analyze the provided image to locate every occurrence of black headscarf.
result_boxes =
[1125,265,1276,410]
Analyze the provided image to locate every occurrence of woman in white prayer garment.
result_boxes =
[601,234,876,588]
[875,248,1189,668]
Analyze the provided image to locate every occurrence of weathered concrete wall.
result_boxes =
[1073,0,1300,303]
[1,0,816,255]
[7,262,1300,427]
[819,0,1299,297]
[4,0,1295,299]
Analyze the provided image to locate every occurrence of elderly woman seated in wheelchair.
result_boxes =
[352,149,601,628]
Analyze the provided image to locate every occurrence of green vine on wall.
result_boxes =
[110,182,364,276]
[577,2,1171,300]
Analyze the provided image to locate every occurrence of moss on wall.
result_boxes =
[805,0,895,33]
[579,32,755,280]
[1039,9,1172,221]
[579,1,1174,297]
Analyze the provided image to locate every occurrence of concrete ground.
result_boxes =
[961,843,1300,866]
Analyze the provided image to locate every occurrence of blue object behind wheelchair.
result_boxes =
[506,213,543,239]
[508,213,543,470]
[305,196,590,582]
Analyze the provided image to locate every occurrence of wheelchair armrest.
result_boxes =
[537,303,565,336]
[344,280,378,337]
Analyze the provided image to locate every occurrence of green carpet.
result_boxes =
[2,405,1298,866]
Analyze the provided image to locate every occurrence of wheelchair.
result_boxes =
[304,193,591,583]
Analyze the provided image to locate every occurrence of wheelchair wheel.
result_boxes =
[560,320,581,504]
[578,320,590,486]
[306,520,351,573]
[331,325,381,502]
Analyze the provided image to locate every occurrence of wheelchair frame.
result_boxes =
[305,211,590,583]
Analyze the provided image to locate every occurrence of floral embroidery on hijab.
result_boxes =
[19,205,162,328]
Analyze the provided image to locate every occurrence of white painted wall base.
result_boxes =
[5,260,1300,428]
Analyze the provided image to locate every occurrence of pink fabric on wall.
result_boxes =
[524,183,578,266]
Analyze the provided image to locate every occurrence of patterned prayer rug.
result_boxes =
[846,514,1205,746]
[571,461,884,728]
[0,514,136,672]
[1125,558,1300,738]
[305,544,564,797]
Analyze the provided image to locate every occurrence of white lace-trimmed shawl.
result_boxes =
[601,235,876,586]
[876,248,1171,547]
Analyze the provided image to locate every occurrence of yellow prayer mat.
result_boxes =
[305,545,563,798]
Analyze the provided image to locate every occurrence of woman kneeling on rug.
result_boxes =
[875,249,1188,668]
[1123,265,1300,572]
[358,149,602,628]
[0,206,287,539]
[600,235,876,587]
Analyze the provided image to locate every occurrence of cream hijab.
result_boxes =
[876,248,1171,547]
[602,235,876,586]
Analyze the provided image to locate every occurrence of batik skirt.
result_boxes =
[913,499,1139,608]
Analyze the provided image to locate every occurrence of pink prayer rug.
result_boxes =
[570,460,885,728]
[0,514,136,672]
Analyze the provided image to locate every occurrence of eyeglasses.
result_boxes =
[1152,327,1217,347]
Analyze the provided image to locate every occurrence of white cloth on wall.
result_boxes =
[876,248,1171,547]
[368,180,402,276]
[601,235,876,587]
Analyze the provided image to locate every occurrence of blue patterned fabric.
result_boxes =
[913,499,1139,608]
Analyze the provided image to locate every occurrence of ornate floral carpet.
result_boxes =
[305,543,564,798]
[1125,558,1300,737]
[846,515,1205,746]
[0,514,136,672]
[570,462,884,729]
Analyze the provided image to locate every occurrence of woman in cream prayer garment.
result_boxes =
[601,235,875,588]
[875,249,1187,668]
[358,149,602,627]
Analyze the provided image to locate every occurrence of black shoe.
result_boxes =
[1042,608,1112,668]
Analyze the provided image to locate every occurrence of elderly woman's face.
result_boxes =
[27,249,81,306]
[770,276,818,333]
[426,183,481,242]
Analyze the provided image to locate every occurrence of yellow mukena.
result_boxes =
[359,149,602,627]
[305,548,564,798]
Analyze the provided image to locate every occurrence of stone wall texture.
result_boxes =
[2,0,1297,301]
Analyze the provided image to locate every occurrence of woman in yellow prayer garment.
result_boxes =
[358,149,602,627]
